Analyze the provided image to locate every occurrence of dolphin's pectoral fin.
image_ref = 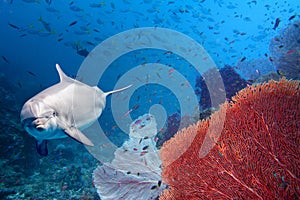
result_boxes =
[64,127,94,146]
[55,117,94,146]
[36,140,48,156]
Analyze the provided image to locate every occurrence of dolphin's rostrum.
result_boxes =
[20,64,132,156]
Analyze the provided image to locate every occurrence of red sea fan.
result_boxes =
[160,78,300,200]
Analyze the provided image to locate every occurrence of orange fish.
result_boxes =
[123,109,133,117]
[286,49,295,55]
[168,68,175,74]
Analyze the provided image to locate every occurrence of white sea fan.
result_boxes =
[93,114,165,200]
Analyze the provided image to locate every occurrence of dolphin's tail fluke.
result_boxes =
[104,85,132,97]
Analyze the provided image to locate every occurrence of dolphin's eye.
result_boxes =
[53,111,57,116]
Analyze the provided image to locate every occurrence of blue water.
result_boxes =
[1,1,299,86]
[0,0,299,199]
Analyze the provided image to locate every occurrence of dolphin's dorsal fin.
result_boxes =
[56,64,69,82]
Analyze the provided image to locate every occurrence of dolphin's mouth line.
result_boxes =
[35,117,51,129]
[22,114,55,130]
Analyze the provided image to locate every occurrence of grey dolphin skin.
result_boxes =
[20,64,131,156]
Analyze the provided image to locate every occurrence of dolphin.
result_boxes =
[20,64,131,156]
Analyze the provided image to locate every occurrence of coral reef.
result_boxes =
[0,75,40,198]
[160,78,300,199]
[269,19,300,79]
[93,114,165,200]
[2,141,99,200]
[156,113,180,147]
[195,65,248,111]
[253,72,281,84]
[235,57,275,81]
[156,113,196,148]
